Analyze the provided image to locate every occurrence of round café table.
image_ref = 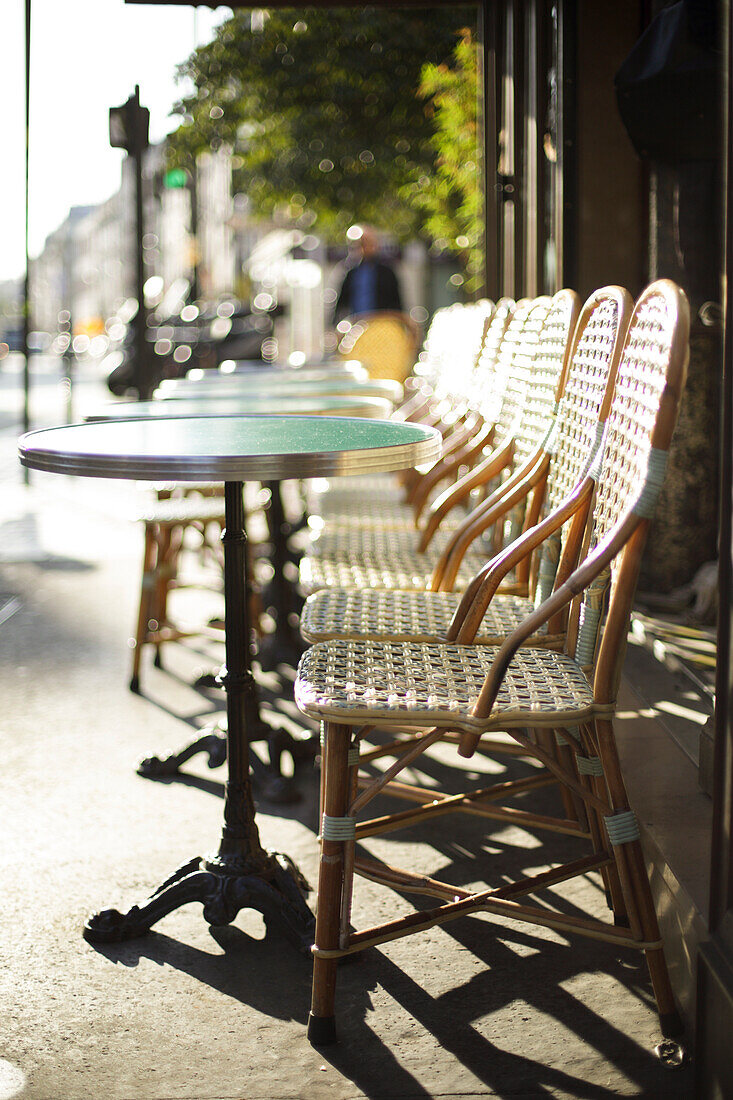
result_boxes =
[213,362,367,381]
[19,415,441,949]
[154,376,404,404]
[191,366,368,384]
[86,392,392,421]
[162,366,367,392]
[218,358,362,377]
[212,360,358,378]
[85,393,395,676]
[82,396,398,800]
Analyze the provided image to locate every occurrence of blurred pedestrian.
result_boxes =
[333,225,403,323]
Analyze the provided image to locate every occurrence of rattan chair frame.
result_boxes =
[302,294,573,595]
[303,287,620,614]
[311,300,511,524]
[298,280,690,1048]
[129,493,226,692]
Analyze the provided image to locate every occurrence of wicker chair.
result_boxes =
[300,286,632,648]
[129,489,226,693]
[295,280,690,1046]
[312,299,502,523]
[337,310,421,383]
[300,292,578,595]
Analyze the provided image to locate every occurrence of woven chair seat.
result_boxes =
[310,473,402,502]
[314,487,407,511]
[134,496,226,525]
[300,587,544,644]
[296,639,597,732]
[307,524,460,558]
[300,544,490,594]
[313,494,465,530]
[313,498,415,525]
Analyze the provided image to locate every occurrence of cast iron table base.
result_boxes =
[84,481,315,946]
[145,479,312,784]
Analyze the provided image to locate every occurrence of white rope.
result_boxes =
[576,754,604,777]
[632,448,669,519]
[321,814,356,841]
[604,810,640,845]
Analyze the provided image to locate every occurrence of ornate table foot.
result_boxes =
[83,851,315,953]
[137,724,304,804]
[138,728,228,778]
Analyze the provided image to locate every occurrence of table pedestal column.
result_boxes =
[83,481,315,950]
[136,482,312,798]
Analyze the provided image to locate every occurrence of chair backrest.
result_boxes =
[464,298,514,422]
[567,280,690,685]
[511,289,580,471]
[408,300,496,411]
[532,286,634,605]
[338,310,421,382]
[469,281,689,727]
[488,291,580,548]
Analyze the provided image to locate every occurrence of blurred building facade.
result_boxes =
[27,141,442,358]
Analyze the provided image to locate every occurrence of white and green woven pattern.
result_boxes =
[310,498,469,531]
[296,638,597,731]
[307,522,460,559]
[299,543,492,594]
[300,587,545,644]
[591,290,676,548]
[303,298,557,582]
[528,293,622,603]
[544,295,621,513]
[511,294,575,470]
[488,298,550,449]
[309,300,508,525]
[135,496,225,524]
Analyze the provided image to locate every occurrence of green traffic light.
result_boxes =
[164,168,188,189]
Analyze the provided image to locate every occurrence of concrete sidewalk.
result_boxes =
[0,466,695,1099]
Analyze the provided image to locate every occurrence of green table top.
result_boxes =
[219,357,358,372]
[19,415,442,482]
[86,394,394,421]
[213,361,366,381]
[154,377,403,402]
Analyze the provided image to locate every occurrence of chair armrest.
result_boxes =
[458,510,642,756]
[429,454,549,589]
[448,476,594,640]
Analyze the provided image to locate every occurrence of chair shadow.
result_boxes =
[119,643,693,1096]
[313,746,694,1097]
[321,938,688,1100]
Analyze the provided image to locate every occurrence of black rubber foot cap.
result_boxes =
[129,676,140,694]
[307,1013,337,1045]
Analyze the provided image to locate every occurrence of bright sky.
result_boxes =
[0,0,231,283]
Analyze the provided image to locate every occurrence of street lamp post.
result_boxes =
[110,86,152,399]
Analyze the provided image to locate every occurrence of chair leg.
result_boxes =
[309,720,353,1046]
[534,727,580,824]
[153,522,182,668]
[576,722,628,923]
[130,524,158,693]
[594,717,682,1037]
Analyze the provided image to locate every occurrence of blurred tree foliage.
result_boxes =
[412,30,482,290]
[169,7,475,242]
